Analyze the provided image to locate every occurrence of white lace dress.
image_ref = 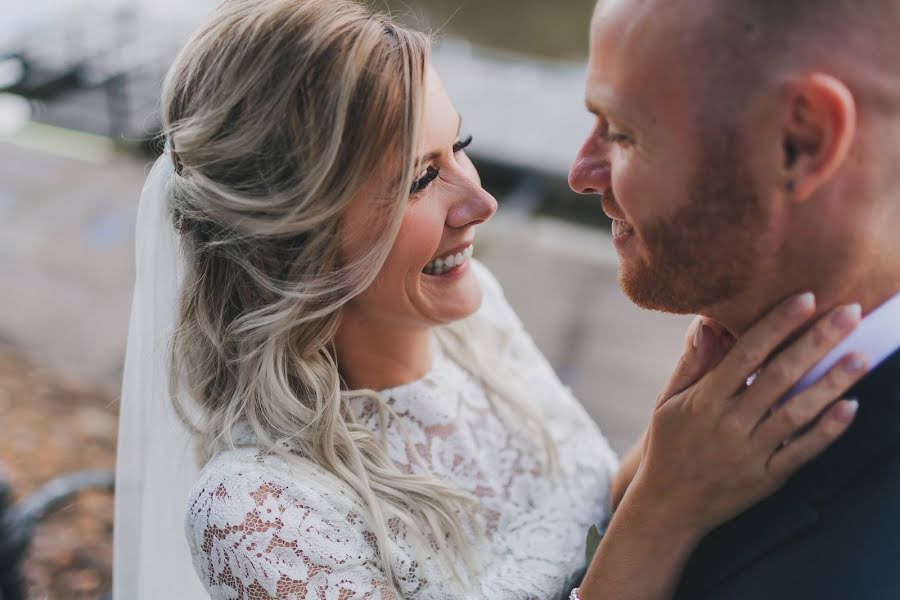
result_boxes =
[185,261,619,599]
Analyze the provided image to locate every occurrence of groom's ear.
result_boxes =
[779,73,857,202]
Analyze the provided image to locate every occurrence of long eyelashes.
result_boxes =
[411,166,439,194]
[453,135,473,153]
[410,135,475,195]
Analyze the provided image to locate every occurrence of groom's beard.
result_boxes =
[619,133,768,315]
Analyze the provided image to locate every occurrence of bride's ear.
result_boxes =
[779,74,857,202]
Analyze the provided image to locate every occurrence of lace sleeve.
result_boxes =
[185,451,396,599]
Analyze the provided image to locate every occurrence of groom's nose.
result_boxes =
[569,133,611,195]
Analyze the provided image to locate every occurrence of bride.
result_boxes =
[113,0,867,598]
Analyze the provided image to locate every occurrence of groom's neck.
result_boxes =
[710,253,900,339]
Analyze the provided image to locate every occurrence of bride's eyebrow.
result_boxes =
[413,113,463,169]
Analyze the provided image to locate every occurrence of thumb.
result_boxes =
[656,317,732,407]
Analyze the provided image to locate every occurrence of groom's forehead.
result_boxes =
[589,0,704,83]
[590,0,706,57]
[592,0,700,29]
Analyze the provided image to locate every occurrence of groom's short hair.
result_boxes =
[688,0,900,117]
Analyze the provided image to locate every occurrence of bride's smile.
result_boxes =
[341,66,497,329]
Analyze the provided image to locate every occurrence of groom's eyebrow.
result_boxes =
[586,97,620,119]
[586,89,643,126]
[415,114,463,169]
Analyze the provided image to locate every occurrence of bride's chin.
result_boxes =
[408,292,481,326]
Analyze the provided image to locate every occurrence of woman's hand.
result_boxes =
[630,293,865,537]
[580,293,867,600]
[609,317,736,510]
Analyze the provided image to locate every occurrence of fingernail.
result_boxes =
[843,354,867,374]
[831,303,862,330]
[836,399,859,424]
[790,292,816,317]
[693,324,705,349]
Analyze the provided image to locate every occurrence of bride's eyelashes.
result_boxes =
[452,134,474,153]
[411,166,440,195]
[409,135,475,196]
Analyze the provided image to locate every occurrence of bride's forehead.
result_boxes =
[419,67,459,142]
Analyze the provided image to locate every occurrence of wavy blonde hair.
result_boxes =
[164,0,556,591]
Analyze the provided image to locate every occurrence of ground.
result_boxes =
[0,349,116,600]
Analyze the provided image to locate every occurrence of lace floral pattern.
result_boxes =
[185,261,619,599]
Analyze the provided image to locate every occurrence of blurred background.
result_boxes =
[0,0,690,597]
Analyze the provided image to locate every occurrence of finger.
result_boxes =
[766,398,859,484]
[707,292,818,398]
[685,316,705,351]
[696,317,736,371]
[699,317,733,346]
[656,317,715,408]
[703,318,736,353]
[658,320,725,406]
[753,352,868,449]
[706,321,737,370]
[738,304,862,426]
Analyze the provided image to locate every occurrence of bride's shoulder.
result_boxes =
[185,446,362,531]
[184,447,392,596]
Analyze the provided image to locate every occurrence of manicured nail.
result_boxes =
[693,324,705,349]
[832,303,862,330]
[836,399,859,424]
[843,353,868,374]
[790,292,816,317]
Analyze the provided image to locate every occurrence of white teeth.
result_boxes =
[612,220,634,237]
[424,244,473,276]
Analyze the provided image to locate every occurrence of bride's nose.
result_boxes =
[447,185,498,228]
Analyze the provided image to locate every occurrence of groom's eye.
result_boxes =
[596,118,631,145]
[601,123,630,145]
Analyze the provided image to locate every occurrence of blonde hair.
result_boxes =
[163,0,556,591]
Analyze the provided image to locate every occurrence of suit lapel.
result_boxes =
[786,349,900,505]
[677,348,900,599]
[677,492,819,599]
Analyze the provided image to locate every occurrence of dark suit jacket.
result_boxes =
[674,347,900,600]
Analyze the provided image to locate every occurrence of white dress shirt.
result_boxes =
[790,291,900,397]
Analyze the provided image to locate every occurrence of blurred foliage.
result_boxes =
[379,0,597,59]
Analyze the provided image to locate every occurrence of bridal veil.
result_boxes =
[112,145,208,599]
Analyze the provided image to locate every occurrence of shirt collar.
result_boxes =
[789,291,900,397]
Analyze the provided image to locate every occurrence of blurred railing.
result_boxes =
[0,1,609,227]
[0,1,186,143]
[0,470,115,600]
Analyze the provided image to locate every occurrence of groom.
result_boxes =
[569,0,900,598]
